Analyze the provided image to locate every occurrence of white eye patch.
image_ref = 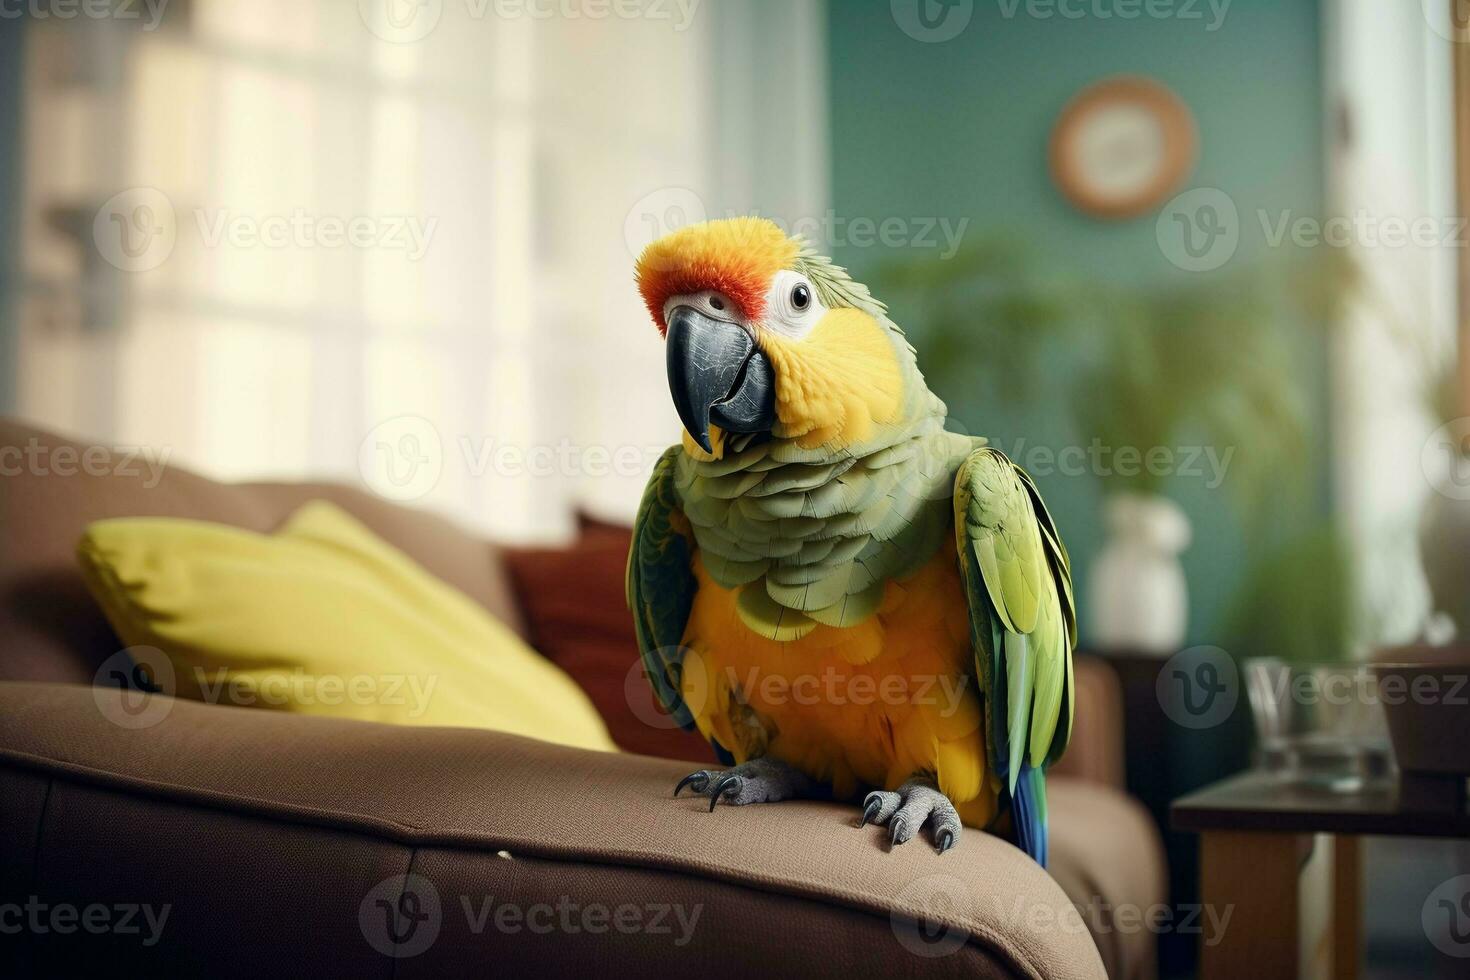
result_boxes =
[761,270,826,340]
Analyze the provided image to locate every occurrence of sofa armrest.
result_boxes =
[1047,654,1126,789]
[0,682,1104,979]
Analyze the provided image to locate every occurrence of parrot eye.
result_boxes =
[762,270,824,339]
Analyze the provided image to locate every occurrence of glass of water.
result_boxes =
[1244,658,1393,792]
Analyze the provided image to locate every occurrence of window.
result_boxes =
[17,0,798,540]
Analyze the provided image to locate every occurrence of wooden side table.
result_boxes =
[1105,651,1252,976]
[1172,771,1470,979]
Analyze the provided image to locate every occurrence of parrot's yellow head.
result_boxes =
[636,217,908,459]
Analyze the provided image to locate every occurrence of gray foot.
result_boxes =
[674,757,815,811]
[859,777,962,853]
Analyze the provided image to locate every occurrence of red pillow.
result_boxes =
[504,523,716,764]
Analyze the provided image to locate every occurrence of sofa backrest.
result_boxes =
[0,418,525,685]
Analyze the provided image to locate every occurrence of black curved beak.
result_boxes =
[666,306,777,453]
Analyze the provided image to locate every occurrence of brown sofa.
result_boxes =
[0,420,1164,979]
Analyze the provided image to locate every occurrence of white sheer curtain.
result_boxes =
[18,0,827,541]
[1323,0,1455,642]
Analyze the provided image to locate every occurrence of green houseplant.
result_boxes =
[876,243,1345,654]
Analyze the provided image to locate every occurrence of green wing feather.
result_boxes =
[1013,463,1076,765]
[627,446,700,732]
[953,447,1076,790]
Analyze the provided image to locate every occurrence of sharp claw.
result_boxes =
[859,796,881,828]
[708,773,743,811]
[674,772,707,797]
[890,819,909,845]
[936,828,955,853]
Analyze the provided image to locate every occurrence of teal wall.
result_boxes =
[827,0,1327,648]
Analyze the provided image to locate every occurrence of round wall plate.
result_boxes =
[1049,75,1197,220]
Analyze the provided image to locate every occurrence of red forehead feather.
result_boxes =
[634,217,799,335]
[639,265,770,334]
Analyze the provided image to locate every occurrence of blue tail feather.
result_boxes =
[1012,764,1048,868]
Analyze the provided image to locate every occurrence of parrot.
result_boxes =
[627,217,1074,863]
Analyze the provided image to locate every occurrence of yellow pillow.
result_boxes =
[76,500,615,752]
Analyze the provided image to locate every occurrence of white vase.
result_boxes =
[1087,492,1191,655]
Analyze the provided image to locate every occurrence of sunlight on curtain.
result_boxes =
[1325,0,1455,643]
[18,0,759,541]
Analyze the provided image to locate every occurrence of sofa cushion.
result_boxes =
[505,520,717,763]
[73,500,614,751]
[1050,777,1167,980]
[0,681,1107,979]
[0,420,525,685]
